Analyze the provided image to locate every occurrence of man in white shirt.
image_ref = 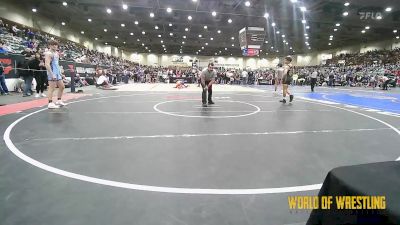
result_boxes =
[241,70,248,85]
[275,64,284,93]
[96,69,111,88]
[310,70,318,92]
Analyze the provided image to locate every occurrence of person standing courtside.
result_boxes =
[310,69,318,92]
[275,63,284,93]
[280,56,294,103]
[45,40,66,109]
[200,63,216,107]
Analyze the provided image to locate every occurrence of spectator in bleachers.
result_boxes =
[22,54,37,97]
[0,40,9,53]
[0,61,10,95]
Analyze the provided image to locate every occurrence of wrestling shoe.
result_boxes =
[48,102,60,109]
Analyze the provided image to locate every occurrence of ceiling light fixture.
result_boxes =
[188,16,193,20]
[106,8,112,14]
[385,7,392,12]
[212,11,217,16]
[166,7,172,13]
[343,12,349,16]
[228,18,232,23]
[150,12,155,17]
[245,1,251,7]
[122,4,128,10]
[62,2,67,6]
[32,8,37,12]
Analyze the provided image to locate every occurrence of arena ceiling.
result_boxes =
[7,0,400,57]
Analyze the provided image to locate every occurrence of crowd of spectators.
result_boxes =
[0,18,135,67]
[0,17,399,98]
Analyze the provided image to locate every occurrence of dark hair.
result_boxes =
[0,40,4,45]
[48,39,59,46]
[277,63,283,67]
[208,62,214,67]
[285,56,293,62]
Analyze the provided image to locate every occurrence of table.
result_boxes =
[307,161,400,225]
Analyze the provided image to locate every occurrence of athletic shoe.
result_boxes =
[35,93,40,98]
[22,94,29,97]
[279,99,286,103]
[202,103,208,107]
[48,103,60,109]
[289,95,294,102]
[56,100,67,106]
[41,93,47,97]
[208,101,215,105]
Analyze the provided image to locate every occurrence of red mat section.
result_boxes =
[0,94,91,116]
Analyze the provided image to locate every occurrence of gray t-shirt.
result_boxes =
[201,68,216,81]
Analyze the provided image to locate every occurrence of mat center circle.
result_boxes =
[153,99,261,118]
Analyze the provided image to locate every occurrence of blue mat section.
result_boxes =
[302,92,400,113]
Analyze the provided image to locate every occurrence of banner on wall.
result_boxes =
[214,63,240,68]
[0,53,26,78]
[75,63,97,75]
[1,53,98,79]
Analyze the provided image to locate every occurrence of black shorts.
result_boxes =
[282,77,292,85]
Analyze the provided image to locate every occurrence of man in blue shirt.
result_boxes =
[0,61,9,95]
[0,40,8,54]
